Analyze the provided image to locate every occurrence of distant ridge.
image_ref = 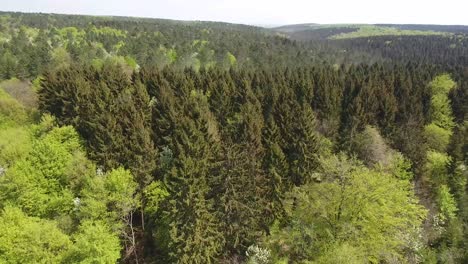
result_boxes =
[272,23,468,40]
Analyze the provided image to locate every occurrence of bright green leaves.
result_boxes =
[0,114,135,263]
[143,181,168,216]
[0,206,72,264]
[422,74,463,261]
[65,220,121,264]
[430,94,455,130]
[426,150,452,186]
[78,167,138,231]
[50,47,72,70]
[0,88,28,128]
[424,123,453,152]
[225,52,237,67]
[436,185,458,222]
[424,74,457,190]
[0,126,31,167]
[0,207,121,264]
[313,243,365,264]
[430,74,456,96]
[425,74,456,147]
[0,119,84,217]
[105,168,139,214]
[266,154,427,263]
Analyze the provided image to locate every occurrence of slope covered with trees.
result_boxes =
[0,11,467,264]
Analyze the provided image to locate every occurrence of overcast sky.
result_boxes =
[2,0,467,26]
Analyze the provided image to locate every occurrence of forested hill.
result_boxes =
[0,11,468,264]
[273,23,468,66]
[0,11,318,79]
[274,23,468,40]
[2,11,468,81]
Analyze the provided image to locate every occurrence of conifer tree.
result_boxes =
[164,88,224,263]
[262,117,289,219]
[275,92,320,186]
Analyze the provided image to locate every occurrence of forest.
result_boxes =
[0,11,467,264]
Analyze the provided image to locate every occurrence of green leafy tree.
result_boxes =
[0,51,18,79]
[65,220,121,264]
[0,206,72,264]
[424,123,453,152]
[437,185,458,222]
[0,88,28,128]
[266,154,427,263]
[50,47,72,70]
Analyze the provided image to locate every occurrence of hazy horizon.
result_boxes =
[2,0,468,26]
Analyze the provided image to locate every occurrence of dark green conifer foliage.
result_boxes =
[164,88,224,264]
[262,117,289,219]
[275,91,320,186]
[40,65,156,186]
[214,79,273,255]
[376,69,398,135]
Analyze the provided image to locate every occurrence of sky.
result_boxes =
[1,0,468,26]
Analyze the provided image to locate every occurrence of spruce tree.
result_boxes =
[164,88,224,263]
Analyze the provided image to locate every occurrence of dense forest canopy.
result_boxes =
[0,11,467,264]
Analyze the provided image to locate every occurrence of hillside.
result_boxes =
[273,23,468,40]
[0,11,318,79]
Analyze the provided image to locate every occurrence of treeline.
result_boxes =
[4,12,468,83]
[330,35,468,65]
[32,62,467,263]
[0,12,324,81]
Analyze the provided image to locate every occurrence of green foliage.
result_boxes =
[0,127,31,167]
[266,154,427,263]
[425,150,452,186]
[0,206,72,264]
[39,64,157,186]
[275,100,321,186]
[0,124,81,217]
[58,27,86,42]
[388,152,414,181]
[431,94,455,130]
[0,51,17,79]
[1,12,467,262]
[420,75,465,262]
[0,115,132,263]
[430,74,456,95]
[0,88,28,127]
[90,26,126,38]
[424,123,452,152]
[65,220,121,264]
[50,47,72,70]
[143,181,169,215]
[164,108,224,263]
[330,25,449,39]
[79,167,138,231]
[224,51,237,68]
[124,56,138,69]
[103,168,139,223]
[429,74,456,130]
[449,164,467,201]
[312,242,365,264]
[437,185,458,222]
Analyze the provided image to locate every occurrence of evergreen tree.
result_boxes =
[164,89,224,263]
[275,92,320,186]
